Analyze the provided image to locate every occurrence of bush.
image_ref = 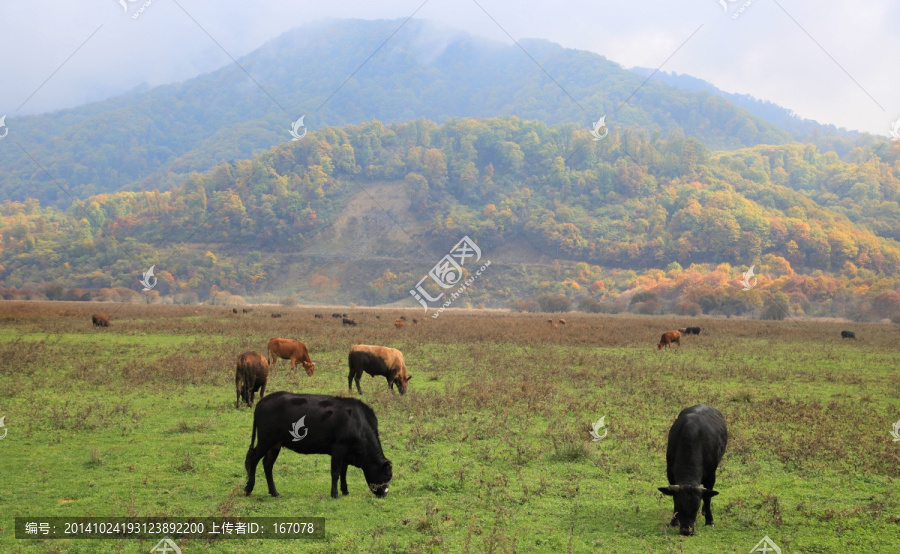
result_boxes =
[630,291,657,305]
[674,301,702,316]
[509,299,541,312]
[279,297,297,307]
[578,297,603,313]
[538,294,572,313]
[632,300,660,315]
[892,314,900,324]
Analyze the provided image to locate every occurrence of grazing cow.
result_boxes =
[91,314,110,327]
[559,319,567,325]
[375,315,381,320]
[348,345,412,395]
[332,313,342,318]
[342,317,357,326]
[841,330,856,339]
[243,308,251,314]
[399,316,407,321]
[678,328,688,334]
[658,404,728,536]
[271,313,282,318]
[244,392,392,499]
[658,330,681,350]
[547,319,554,325]
[394,319,404,329]
[235,351,269,409]
[233,308,239,314]
[342,313,348,318]
[314,314,324,319]
[412,318,419,324]
[267,338,315,376]
[688,327,702,335]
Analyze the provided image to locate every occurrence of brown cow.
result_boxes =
[92,314,110,327]
[547,319,554,325]
[267,338,315,376]
[342,317,358,326]
[233,308,239,314]
[559,319,567,325]
[658,330,682,350]
[412,318,419,324]
[242,308,251,314]
[348,345,412,395]
[394,319,404,328]
[271,313,282,318]
[235,351,269,408]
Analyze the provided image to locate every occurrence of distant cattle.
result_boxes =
[332,313,342,318]
[233,308,239,314]
[658,330,682,350]
[559,319,567,325]
[271,313,282,318]
[686,327,701,335]
[658,404,728,536]
[242,308,251,314]
[342,313,348,318]
[841,330,856,339]
[314,314,324,319]
[348,345,412,395]
[399,316,407,321]
[678,328,688,334]
[91,313,110,327]
[394,319,404,329]
[235,351,269,409]
[244,392,392,499]
[547,319,554,325]
[375,315,381,320]
[412,318,419,324]
[267,338,315,376]
[342,317,358,326]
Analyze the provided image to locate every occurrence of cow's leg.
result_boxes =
[262,443,282,497]
[330,449,347,499]
[340,461,349,496]
[702,477,716,526]
[244,444,267,495]
[259,381,266,401]
[236,387,241,409]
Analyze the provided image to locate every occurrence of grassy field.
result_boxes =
[1,301,899,553]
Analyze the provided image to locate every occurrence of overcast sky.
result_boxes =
[1,0,898,136]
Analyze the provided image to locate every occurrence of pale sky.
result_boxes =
[1,0,898,136]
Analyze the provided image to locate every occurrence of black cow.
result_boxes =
[244,392,392,499]
[399,315,407,321]
[658,404,727,536]
[314,314,324,319]
[342,313,348,317]
[841,330,856,339]
[332,313,342,318]
[687,327,701,335]
[342,317,357,326]
[375,315,381,320]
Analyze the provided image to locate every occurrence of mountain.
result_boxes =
[2,117,898,320]
[0,18,864,207]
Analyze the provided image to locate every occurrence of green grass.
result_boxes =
[1,302,899,553]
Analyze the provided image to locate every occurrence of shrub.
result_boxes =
[674,301,702,316]
[509,299,541,312]
[538,294,572,313]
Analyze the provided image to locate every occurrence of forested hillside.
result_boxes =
[2,117,899,320]
[0,19,865,207]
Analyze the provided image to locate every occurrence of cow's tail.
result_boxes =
[247,409,258,453]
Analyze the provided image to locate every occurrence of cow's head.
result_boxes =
[657,342,664,350]
[396,374,412,395]
[303,361,315,377]
[658,484,718,536]
[365,460,393,498]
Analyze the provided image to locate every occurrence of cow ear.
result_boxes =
[658,487,675,496]
[383,461,392,471]
[407,374,413,381]
[701,488,719,499]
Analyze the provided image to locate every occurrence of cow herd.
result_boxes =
[85,309,861,535]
